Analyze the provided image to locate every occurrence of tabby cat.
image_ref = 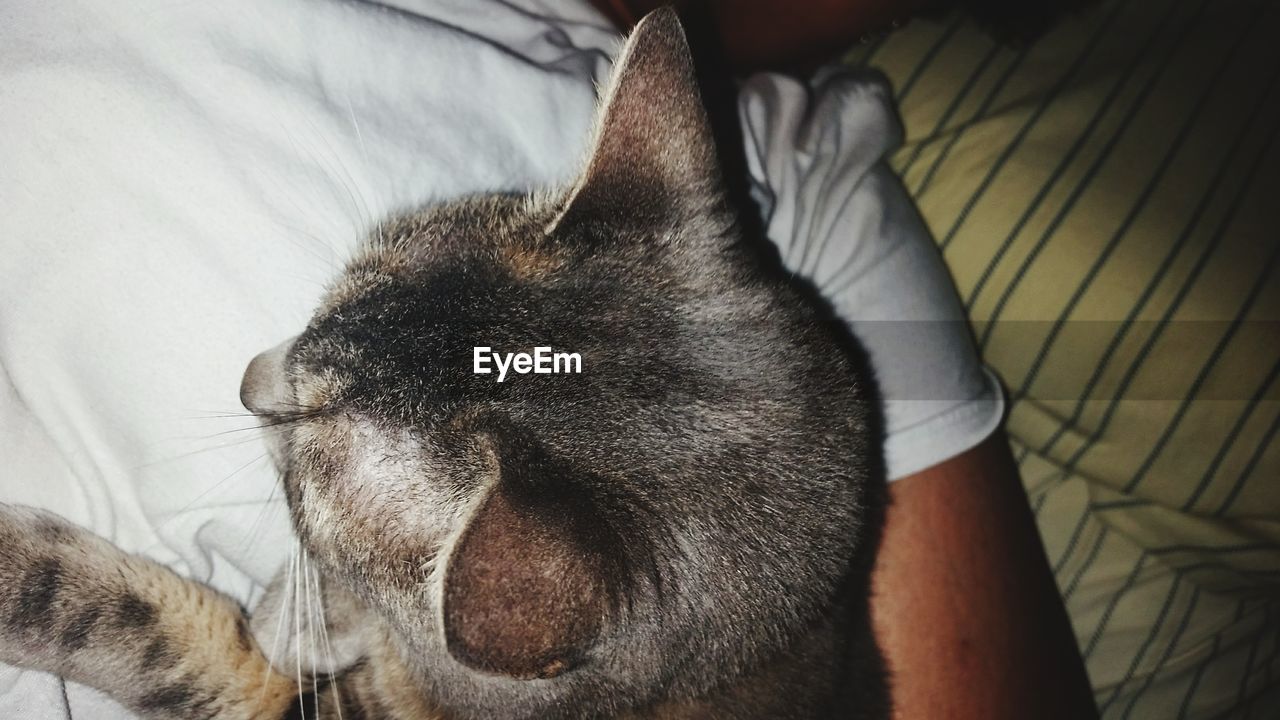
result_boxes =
[0,9,887,719]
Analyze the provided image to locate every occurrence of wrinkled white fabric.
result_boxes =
[739,69,1002,479]
[0,0,999,716]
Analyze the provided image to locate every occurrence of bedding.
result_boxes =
[0,0,1000,716]
[852,0,1280,716]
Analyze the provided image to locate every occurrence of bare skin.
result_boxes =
[870,431,1100,719]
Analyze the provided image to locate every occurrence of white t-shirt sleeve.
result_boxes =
[738,69,1004,479]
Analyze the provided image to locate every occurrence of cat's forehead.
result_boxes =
[288,195,690,419]
[318,196,556,310]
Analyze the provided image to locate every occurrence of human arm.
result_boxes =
[870,431,1099,719]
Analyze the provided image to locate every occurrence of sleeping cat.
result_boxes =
[0,9,887,719]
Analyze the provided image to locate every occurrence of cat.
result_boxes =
[0,8,888,719]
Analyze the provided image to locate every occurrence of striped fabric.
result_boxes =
[848,1,1280,717]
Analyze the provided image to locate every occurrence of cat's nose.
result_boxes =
[240,336,296,414]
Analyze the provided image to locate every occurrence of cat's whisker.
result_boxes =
[312,565,346,720]
[234,479,286,561]
[293,546,307,720]
[266,192,345,282]
[269,218,347,279]
[139,409,321,470]
[302,548,320,712]
[134,433,269,470]
[131,451,270,557]
[257,409,334,431]
[271,114,364,245]
[345,97,371,186]
[165,412,327,454]
[290,110,379,250]
[344,97,389,253]
[240,108,354,283]
[181,407,260,420]
[258,543,299,715]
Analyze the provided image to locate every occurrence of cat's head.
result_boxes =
[242,8,880,718]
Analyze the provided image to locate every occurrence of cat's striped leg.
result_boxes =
[0,503,301,719]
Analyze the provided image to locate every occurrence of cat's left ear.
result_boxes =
[550,7,722,232]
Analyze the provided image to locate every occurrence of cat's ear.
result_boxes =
[441,435,616,680]
[549,7,721,232]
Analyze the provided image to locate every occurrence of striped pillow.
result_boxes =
[848,0,1280,716]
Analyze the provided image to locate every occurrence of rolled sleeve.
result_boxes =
[739,68,1004,479]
